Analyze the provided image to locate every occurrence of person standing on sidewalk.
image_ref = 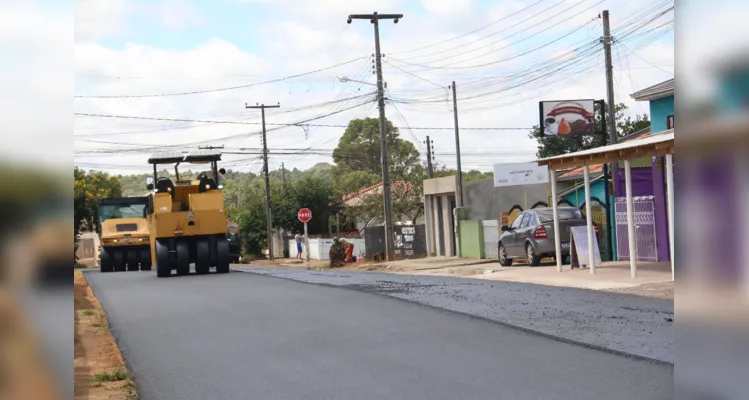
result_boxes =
[294,232,304,260]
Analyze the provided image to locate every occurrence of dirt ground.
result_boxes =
[602,282,674,299]
[0,294,61,399]
[74,270,137,400]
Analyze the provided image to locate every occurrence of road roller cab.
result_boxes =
[146,149,230,277]
[98,196,151,272]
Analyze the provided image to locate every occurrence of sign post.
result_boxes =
[297,208,312,269]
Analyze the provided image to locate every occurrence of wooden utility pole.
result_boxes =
[602,10,617,144]
[347,11,402,262]
[425,135,434,178]
[281,162,288,196]
[245,102,280,260]
[601,11,617,261]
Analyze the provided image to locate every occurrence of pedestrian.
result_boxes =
[295,232,303,259]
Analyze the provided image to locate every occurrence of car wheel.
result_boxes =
[498,243,512,267]
[526,244,541,267]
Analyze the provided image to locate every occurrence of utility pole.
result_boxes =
[348,11,402,262]
[245,102,280,261]
[449,81,464,207]
[281,162,288,196]
[602,10,617,262]
[602,10,617,145]
[425,135,434,178]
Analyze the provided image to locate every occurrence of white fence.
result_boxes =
[482,220,499,259]
[288,238,366,261]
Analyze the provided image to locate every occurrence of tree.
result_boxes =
[74,167,122,233]
[332,117,421,179]
[529,102,650,159]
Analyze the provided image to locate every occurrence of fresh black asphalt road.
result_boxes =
[86,269,673,400]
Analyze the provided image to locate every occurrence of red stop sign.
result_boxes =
[298,208,312,223]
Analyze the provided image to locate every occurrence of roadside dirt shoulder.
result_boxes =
[74,270,137,400]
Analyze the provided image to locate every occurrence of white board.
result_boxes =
[570,226,601,267]
[493,162,549,188]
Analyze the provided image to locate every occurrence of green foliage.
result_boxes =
[529,102,651,159]
[74,167,122,233]
[92,370,129,382]
[332,117,421,178]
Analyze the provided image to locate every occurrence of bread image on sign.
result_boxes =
[541,100,595,136]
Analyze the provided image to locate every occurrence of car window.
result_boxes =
[510,213,524,229]
[519,213,532,228]
[537,208,583,223]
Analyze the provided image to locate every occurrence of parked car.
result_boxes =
[497,207,597,266]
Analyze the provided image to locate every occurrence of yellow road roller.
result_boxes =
[146,150,230,277]
[98,196,151,272]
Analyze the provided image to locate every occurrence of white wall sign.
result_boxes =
[493,162,549,188]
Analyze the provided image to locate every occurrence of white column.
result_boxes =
[550,168,562,272]
[665,154,675,281]
[424,195,434,256]
[584,164,596,274]
[625,159,638,278]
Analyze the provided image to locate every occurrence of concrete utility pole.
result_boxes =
[425,135,434,178]
[348,11,402,262]
[245,102,280,261]
[449,81,464,207]
[602,10,617,144]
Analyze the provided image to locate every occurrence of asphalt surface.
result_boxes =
[237,267,675,363]
[86,269,672,400]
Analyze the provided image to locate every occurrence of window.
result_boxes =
[519,213,533,228]
[667,115,674,130]
[537,208,583,223]
[510,213,524,229]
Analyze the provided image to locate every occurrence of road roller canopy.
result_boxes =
[147,149,222,165]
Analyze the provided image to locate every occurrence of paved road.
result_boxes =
[238,267,675,363]
[86,270,673,400]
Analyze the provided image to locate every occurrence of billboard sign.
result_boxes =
[493,162,549,188]
[539,99,595,136]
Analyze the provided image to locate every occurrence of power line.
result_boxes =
[74,57,367,98]
[74,112,533,130]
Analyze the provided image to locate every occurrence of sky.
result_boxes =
[68,0,677,175]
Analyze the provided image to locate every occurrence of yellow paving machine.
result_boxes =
[146,150,230,277]
[98,196,151,272]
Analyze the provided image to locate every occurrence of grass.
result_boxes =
[90,321,107,328]
[91,370,129,383]
[81,310,96,316]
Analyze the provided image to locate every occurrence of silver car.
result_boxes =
[498,207,595,266]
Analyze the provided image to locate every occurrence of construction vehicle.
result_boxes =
[227,220,241,263]
[98,196,151,272]
[146,149,230,277]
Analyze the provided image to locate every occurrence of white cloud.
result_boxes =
[0,2,72,168]
[75,0,130,42]
[72,0,675,175]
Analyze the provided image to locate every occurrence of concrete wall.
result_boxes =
[482,220,498,259]
[462,178,548,221]
[424,175,457,195]
[649,96,674,134]
[458,220,484,259]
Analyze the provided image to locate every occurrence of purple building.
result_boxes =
[613,79,674,262]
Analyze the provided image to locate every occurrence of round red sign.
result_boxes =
[297,208,312,223]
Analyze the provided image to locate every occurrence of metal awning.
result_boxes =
[537,130,674,170]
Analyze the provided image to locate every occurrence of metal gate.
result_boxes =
[615,196,658,262]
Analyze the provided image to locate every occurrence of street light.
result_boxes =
[337,76,384,88]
